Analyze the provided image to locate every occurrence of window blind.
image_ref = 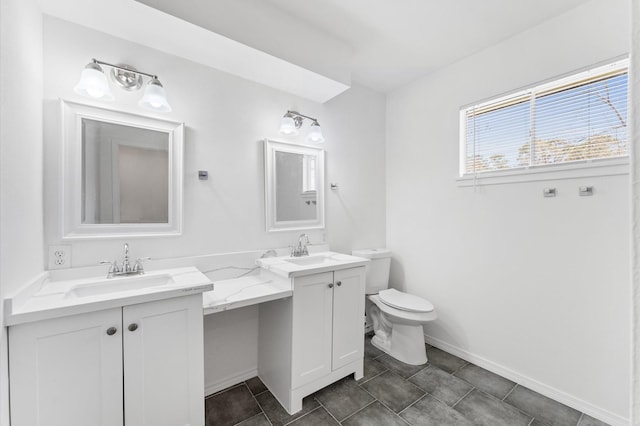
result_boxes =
[461,60,628,176]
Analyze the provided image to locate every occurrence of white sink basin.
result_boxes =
[257,251,370,278]
[65,273,174,298]
[284,254,333,266]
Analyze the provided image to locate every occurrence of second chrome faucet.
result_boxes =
[291,234,310,257]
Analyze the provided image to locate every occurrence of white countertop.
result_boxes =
[255,251,369,278]
[5,267,213,326]
[203,275,292,315]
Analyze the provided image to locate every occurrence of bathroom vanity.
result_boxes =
[255,252,369,414]
[5,267,212,426]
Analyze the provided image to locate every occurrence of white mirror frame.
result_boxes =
[264,139,325,232]
[61,100,184,240]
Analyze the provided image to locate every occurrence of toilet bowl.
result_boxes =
[368,289,437,365]
[352,249,437,366]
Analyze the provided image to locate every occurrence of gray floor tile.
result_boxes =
[400,394,474,426]
[409,365,473,406]
[504,385,581,426]
[454,364,515,399]
[454,389,532,426]
[237,413,271,426]
[255,391,319,426]
[287,407,339,425]
[577,414,611,426]
[360,371,425,413]
[342,402,407,426]
[376,354,428,379]
[365,334,385,359]
[314,377,375,421]
[205,384,262,426]
[357,357,389,383]
[246,377,268,395]
[426,347,467,374]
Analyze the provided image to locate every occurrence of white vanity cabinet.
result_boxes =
[259,266,365,414]
[9,294,205,426]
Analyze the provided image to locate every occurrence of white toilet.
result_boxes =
[352,248,437,365]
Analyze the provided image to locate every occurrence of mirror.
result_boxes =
[62,100,183,239]
[264,139,325,232]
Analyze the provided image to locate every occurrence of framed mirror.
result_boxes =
[61,100,183,239]
[264,139,325,232]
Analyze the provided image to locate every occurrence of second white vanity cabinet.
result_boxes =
[9,294,205,426]
[258,266,365,414]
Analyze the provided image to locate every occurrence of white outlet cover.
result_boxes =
[48,245,72,270]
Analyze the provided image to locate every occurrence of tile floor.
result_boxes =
[205,335,609,426]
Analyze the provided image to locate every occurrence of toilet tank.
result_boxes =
[351,248,392,294]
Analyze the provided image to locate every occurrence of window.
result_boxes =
[460,59,628,178]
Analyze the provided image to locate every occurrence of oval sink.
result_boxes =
[66,274,174,298]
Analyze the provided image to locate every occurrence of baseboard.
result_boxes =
[424,334,629,426]
[204,367,258,397]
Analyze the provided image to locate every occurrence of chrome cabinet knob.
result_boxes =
[336,281,342,287]
[128,323,139,332]
[106,327,117,336]
[328,283,334,288]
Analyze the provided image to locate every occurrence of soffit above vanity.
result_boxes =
[38,0,351,103]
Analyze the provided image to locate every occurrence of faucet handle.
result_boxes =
[132,257,151,274]
[99,260,120,277]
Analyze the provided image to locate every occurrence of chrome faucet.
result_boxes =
[291,234,310,257]
[100,243,150,278]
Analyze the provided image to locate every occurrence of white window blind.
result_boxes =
[460,59,628,176]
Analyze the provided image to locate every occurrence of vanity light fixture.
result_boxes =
[74,59,172,113]
[279,110,325,143]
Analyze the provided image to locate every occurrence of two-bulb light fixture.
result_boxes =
[74,58,172,113]
[279,110,325,143]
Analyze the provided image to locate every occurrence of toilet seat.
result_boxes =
[378,289,434,313]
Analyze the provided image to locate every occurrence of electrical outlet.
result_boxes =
[48,245,71,270]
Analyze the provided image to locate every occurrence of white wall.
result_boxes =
[42,16,386,265]
[0,0,44,424]
[386,0,630,424]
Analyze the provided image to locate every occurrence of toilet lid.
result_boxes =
[378,289,434,313]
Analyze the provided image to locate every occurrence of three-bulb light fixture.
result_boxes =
[74,58,172,113]
[279,110,325,143]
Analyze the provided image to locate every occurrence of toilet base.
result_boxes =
[371,323,428,365]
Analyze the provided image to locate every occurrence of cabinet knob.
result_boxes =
[106,327,117,336]
[336,281,342,287]
[128,323,139,332]
[328,283,334,289]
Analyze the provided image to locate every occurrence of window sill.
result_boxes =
[456,158,629,187]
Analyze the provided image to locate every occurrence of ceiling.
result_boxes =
[137,0,590,93]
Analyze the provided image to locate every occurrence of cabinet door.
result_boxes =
[123,294,204,426]
[291,271,333,389]
[9,308,123,426]
[332,267,365,370]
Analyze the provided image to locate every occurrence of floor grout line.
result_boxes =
[502,383,518,401]
[313,397,343,424]
[244,382,273,426]
[283,406,322,426]
[451,387,476,408]
[333,399,376,424]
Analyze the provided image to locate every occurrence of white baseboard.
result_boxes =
[204,367,258,397]
[424,334,629,426]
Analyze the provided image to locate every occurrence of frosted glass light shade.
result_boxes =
[307,122,325,143]
[279,115,299,136]
[138,78,172,112]
[73,63,114,100]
